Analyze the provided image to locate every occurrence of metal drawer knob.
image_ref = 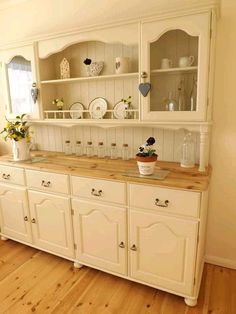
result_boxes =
[91,188,102,197]
[155,198,169,208]
[31,218,36,224]
[41,180,51,187]
[24,216,28,221]
[119,241,125,248]
[2,173,10,180]
[130,244,137,251]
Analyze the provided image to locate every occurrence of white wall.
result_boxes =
[0,0,235,269]
[205,0,236,269]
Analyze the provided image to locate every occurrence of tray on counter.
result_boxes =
[123,170,170,180]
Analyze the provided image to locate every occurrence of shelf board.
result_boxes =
[151,66,198,75]
[41,72,139,84]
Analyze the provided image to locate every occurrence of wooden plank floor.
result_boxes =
[0,240,235,314]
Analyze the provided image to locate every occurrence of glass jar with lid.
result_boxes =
[75,140,83,156]
[97,142,105,158]
[110,143,118,160]
[122,144,129,160]
[64,140,72,155]
[86,141,93,157]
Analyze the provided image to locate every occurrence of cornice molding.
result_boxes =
[0,0,219,50]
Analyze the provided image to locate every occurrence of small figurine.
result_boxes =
[31,82,39,104]
[60,58,70,79]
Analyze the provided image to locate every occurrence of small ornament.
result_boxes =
[60,58,70,79]
[31,82,39,104]
[139,83,151,97]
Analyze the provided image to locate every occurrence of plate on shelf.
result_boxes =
[113,101,129,119]
[69,102,84,119]
[89,97,108,119]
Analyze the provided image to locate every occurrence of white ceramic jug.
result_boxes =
[178,56,195,67]
[12,138,31,161]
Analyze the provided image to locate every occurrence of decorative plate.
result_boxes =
[69,102,84,119]
[113,101,129,119]
[89,97,108,119]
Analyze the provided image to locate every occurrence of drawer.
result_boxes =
[129,184,200,218]
[0,165,25,185]
[71,176,126,205]
[26,169,69,194]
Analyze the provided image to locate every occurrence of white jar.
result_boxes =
[115,57,129,74]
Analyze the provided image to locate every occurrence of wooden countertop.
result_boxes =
[0,151,211,192]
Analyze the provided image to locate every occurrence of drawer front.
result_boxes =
[71,176,126,205]
[26,170,69,194]
[0,165,25,185]
[129,184,200,218]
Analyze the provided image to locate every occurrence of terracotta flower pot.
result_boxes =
[135,154,158,175]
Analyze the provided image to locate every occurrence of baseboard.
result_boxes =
[205,255,236,270]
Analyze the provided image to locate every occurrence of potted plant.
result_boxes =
[136,137,158,175]
[0,114,31,161]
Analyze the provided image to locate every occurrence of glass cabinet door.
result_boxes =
[7,56,34,114]
[141,12,211,121]
[0,44,40,119]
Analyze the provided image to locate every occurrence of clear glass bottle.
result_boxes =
[75,140,83,156]
[97,142,105,158]
[177,80,186,111]
[64,140,72,155]
[190,77,197,111]
[86,141,93,157]
[180,132,195,168]
[165,91,177,111]
[110,143,118,159]
[122,144,129,160]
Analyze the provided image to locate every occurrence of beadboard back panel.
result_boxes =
[32,125,200,163]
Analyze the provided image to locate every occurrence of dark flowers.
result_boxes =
[83,58,92,65]
[146,137,155,146]
[136,137,157,157]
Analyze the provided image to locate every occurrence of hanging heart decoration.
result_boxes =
[139,83,151,97]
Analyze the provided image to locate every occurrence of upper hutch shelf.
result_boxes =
[41,72,139,85]
[151,66,198,75]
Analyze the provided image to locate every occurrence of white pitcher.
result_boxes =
[12,138,31,161]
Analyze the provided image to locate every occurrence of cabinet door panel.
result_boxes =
[72,199,127,275]
[0,44,40,120]
[129,209,198,295]
[0,184,32,243]
[141,12,210,121]
[28,191,74,258]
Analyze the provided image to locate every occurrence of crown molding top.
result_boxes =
[0,0,220,50]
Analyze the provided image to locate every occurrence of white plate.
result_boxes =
[113,101,129,119]
[89,97,107,119]
[69,102,84,119]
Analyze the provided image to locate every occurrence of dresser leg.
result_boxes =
[184,297,197,307]
[74,261,83,269]
[1,236,8,241]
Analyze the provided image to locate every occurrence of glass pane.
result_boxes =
[150,30,198,112]
[7,56,33,114]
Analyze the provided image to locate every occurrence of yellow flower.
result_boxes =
[6,122,11,128]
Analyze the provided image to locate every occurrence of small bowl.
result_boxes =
[87,61,104,76]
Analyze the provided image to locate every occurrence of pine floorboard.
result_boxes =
[0,239,235,314]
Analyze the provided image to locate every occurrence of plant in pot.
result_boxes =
[136,137,158,175]
[0,114,31,161]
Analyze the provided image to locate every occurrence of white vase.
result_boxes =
[12,138,31,161]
